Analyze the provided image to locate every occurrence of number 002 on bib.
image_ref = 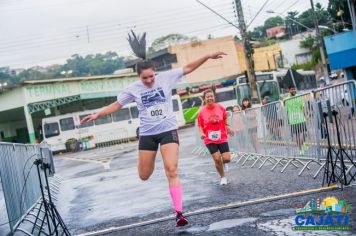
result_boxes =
[146,104,169,121]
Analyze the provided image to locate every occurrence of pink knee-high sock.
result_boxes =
[169,184,183,212]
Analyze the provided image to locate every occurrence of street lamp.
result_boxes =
[318,25,337,34]
[266,10,313,31]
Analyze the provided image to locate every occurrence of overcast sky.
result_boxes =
[0,0,328,69]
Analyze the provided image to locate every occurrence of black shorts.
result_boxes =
[139,129,179,151]
[206,142,230,155]
[290,122,307,135]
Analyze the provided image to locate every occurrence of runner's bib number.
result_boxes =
[146,104,168,121]
[208,131,221,141]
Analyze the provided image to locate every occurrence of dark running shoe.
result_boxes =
[176,211,188,227]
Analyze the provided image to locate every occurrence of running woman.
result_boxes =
[197,89,234,185]
[80,31,226,227]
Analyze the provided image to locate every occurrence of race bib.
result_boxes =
[146,103,168,121]
[208,130,221,141]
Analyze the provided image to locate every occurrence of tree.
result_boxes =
[299,35,320,65]
[0,67,17,85]
[264,16,284,29]
[285,11,300,37]
[297,4,329,32]
[148,34,196,52]
[60,51,125,77]
[315,3,330,26]
[328,0,352,31]
[299,35,316,51]
[250,26,266,40]
[16,69,50,81]
[297,9,315,31]
[5,51,126,84]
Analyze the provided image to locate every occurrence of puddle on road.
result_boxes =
[176,226,209,234]
[207,217,257,231]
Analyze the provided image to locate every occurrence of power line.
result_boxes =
[246,0,271,28]
[0,6,233,48]
[240,0,295,29]
[0,9,234,48]
[0,23,234,68]
[194,0,239,30]
[280,0,300,14]
[0,11,235,53]
[0,0,240,67]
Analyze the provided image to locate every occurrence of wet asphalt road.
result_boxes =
[51,126,355,235]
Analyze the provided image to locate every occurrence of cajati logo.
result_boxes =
[293,197,351,231]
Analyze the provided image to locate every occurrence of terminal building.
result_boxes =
[0,73,138,143]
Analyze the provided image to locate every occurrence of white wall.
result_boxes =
[279,39,311,67]
[0,87,24,112]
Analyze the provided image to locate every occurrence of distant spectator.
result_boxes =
[262,96,270,105]
[262,96,281,139]
[231,105,245,151]
[284,85,307,155]
[241,98,260,153]
[12,137,20,143]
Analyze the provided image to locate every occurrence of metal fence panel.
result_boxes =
[194,81,356,174]
[313,81,356,162]
[0,143,54,232]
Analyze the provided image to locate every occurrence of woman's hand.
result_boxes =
[80,113,98,124]
[227,126,235,137]
[209,52,227,59]
[200,133,206,140]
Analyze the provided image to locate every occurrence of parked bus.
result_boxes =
[235,69,317,105]
[181,86,238,122]
[42,95,185,152]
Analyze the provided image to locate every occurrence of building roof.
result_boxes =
[324,31,356,70]
[22,72,137,85]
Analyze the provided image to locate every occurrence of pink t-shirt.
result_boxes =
[197,104,228,145]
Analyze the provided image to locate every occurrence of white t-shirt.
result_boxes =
[117,68,184,136]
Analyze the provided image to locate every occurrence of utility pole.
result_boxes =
[234,0,258,103]
[347,0,356,35]
[86,25,90,43]
[310,0,329,83]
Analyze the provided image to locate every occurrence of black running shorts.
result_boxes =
[139,129,179,151]
[206,142,230,155]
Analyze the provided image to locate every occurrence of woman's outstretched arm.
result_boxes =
[80,101,122,124]
[183,52,226,75]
